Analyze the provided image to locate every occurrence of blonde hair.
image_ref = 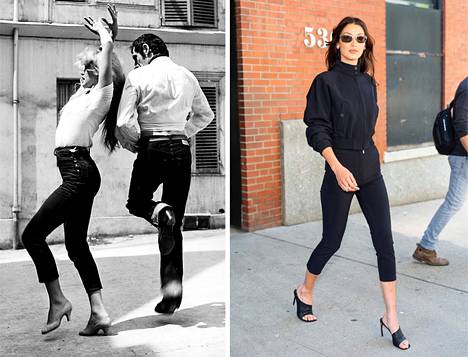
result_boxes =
[75,47,99,71]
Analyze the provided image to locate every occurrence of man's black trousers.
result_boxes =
[126,137,192,289]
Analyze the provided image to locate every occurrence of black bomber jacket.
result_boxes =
[304,61,378,154]
[451,76,468,156]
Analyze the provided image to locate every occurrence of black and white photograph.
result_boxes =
[0,0,225,356]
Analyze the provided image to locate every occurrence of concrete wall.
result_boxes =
[0,37,14,236]
[0,30,225,248]
[281,120,449,225]
[0,0,225,31]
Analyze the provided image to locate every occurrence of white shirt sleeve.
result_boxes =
[88,83,114,118]
[184,79,215,138]
[115,75,141,152]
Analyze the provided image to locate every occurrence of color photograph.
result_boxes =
[230,0,467,356]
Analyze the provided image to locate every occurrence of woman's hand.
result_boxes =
[83,15,113,89]
[103,3,118,41]
[83,4,117,40]
[333,164,359,192]
[83,17,109,36]
[321,147,359,192]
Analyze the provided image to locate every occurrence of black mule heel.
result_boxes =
[293,289,316,323]
[380,317,411,350]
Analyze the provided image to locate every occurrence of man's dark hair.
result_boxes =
[131,34,169,59]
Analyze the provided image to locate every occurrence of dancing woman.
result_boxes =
[22,5,124,336]
[294,17,410,350]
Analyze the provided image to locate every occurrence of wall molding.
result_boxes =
[0,20,224,45]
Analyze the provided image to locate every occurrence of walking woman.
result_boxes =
[21,5,124,335]
[294,17,410,350]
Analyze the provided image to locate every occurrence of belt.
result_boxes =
[54,146,90,156]
[143,134,188,142]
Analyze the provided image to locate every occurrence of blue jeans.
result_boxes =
[420,155,468,250]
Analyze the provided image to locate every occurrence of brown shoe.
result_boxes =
[412,243,449,266]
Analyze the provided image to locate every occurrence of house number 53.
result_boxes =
[304,26,332,48]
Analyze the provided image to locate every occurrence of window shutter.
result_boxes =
[162,0,190,26]
[57,79,80,123]
[194,84,219,173]
[162,0,217,28]
[192,0,217,27]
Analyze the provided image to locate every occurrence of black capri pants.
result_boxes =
[307,170,396,282]
[22,147,102,293]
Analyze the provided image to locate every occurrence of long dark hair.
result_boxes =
[326,17,376,83]
[101,52,125,153]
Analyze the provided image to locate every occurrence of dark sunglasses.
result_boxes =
[340,34,367,44]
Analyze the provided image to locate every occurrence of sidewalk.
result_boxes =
[0,230,225,357]
[231,199,468,357]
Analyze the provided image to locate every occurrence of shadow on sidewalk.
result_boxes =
[0,246,225,356]
[110,301,225,334]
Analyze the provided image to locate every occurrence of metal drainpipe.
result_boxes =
[12,0,21,249]
[13,0,18,21]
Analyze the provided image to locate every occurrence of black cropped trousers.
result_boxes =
[22,148,102,293]
[306,171,396,282]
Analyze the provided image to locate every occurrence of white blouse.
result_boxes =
[55,83,114,148]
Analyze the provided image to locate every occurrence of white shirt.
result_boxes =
[55,83,114,148]
[115,56,214,152]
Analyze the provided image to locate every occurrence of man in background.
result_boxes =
[413,77,468,265]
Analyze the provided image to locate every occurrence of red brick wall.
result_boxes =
[443,0,468,104]
[235,0,386,231]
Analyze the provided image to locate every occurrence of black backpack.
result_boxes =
[432,93,461,155]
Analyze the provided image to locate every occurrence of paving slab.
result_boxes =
[231,199,468,357]
[0,230,226,357]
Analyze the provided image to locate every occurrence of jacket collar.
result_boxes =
[333,60,361,75]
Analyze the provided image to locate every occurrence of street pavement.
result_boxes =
[231,199,468,357]
[0,229,225,357]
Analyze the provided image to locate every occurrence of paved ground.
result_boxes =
[0,229,225,357]
[231,199,468,357]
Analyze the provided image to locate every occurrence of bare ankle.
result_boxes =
[49,297,68,306]
[385,310,397,318]
[299,284,312,294]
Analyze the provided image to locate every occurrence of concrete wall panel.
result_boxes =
[0,37,14,219]
[0,32,225,247]
[1,0,225,31]
[281,119,449,225]
[0,0,14,20]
